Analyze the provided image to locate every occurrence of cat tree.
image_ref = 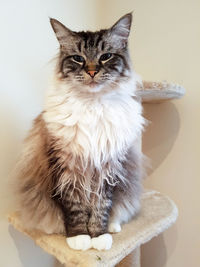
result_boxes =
[8,80,185,267]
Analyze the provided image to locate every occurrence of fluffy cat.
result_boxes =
[15,13,145,251]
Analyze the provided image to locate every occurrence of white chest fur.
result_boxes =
[44,79,144,168]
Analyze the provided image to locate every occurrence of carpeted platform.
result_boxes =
[8,190,178,267]
[137,81,185,103]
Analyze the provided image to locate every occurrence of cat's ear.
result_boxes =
[109,13,132,47]
[50,18,76,49]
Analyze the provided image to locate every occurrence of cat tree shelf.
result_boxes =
[8,190,178,267]
[137,81,185,103]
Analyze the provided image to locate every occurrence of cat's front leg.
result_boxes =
[64,206,92,251]
[88,209,113,251]
[55,197,92,251]
[88,184,113,250]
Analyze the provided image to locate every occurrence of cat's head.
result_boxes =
[50,13,133,92]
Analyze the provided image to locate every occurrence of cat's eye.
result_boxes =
[100,53,112,62]
[72,55,85,63]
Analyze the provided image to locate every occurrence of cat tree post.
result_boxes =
[8,81,185,267]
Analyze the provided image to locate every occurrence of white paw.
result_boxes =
[108,222,121,233]
[66,235,92,251]
[91,233,112,251]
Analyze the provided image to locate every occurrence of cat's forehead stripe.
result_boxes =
[77,31,107,51]
[77,41,82,53]
[101,42,105,51]
[95,33,103,48]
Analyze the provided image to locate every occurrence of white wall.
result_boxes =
[1,0,200,266]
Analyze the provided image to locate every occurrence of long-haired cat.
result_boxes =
[15,13,145,251]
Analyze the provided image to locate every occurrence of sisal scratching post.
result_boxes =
[8,80,184,267]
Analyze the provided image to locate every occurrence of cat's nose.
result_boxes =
[87,70,98,78]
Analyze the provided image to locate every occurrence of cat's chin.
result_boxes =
[84,83,105,93]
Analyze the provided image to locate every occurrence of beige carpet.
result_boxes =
[8,190,178,267]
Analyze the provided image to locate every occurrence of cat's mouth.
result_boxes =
[87,81,99,88]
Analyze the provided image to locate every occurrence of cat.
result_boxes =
[15,13,145,251]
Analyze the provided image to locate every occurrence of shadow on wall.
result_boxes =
[141,224,178,267]
[141,234,167,267]
[9,225,55,267]
[142,102,180,176]
[0,100,22,220]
